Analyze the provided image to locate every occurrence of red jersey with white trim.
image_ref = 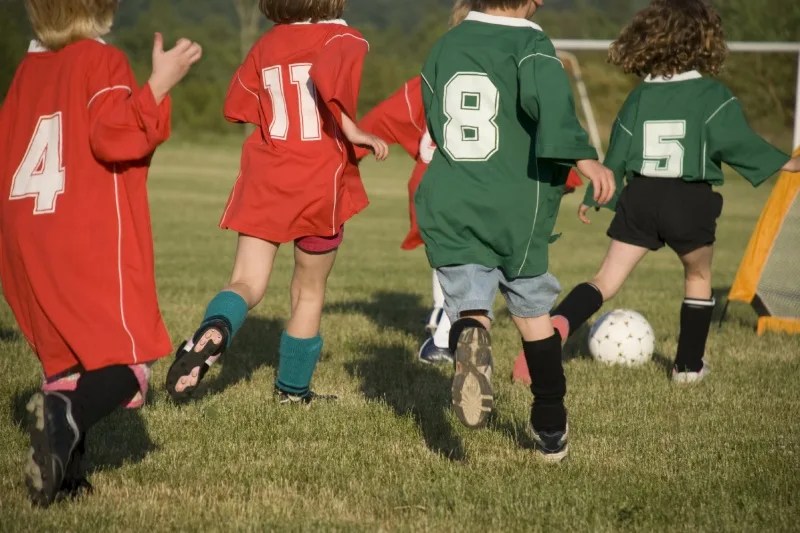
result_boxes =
[220,20,370,242]
[0,39,172,378]
[359,76,584,250]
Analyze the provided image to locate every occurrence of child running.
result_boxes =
[359,0,584,365]
[0,0,201,506]
[166,0,387,403]
[549,0,800,383]
[417,0,615,460]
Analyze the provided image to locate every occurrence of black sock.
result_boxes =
[675,297,715,372]
[66,366,139,434]
[448,317,486,353]
[523,333,567,432]
[551,282,604,337]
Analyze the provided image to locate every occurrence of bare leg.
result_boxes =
[590,240,650,300]
[679,245,714,300]
[285,247,338,339]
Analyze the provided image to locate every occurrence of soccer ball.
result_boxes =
[588,309,655,366]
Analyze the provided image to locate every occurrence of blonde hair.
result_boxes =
[450,0,472,28]
[25,0,119,51]
[259,0,346,24]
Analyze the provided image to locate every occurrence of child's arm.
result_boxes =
[782,156,800,173]
[707,94,791,186]
[89,33,201,163]
[340,113,389,161]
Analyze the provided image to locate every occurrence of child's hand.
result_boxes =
[339,114,388,160]
[148,33,203,104]
[348,130,389,161]
[578,204,593,224]
[783,156,800,173]
[577,159,615,205]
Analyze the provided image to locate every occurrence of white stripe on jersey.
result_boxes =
[324,33,370,51]
[705,97,737,124]
[405,82,423,133]
[518,53,563,68]
[113,165,138,362]
[88,85,132,108]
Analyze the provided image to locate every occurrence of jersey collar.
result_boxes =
[645,70,702,83]
[291,19,348,26]
[465,11,543,31]
[28,37,106,53]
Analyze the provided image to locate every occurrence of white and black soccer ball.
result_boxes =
[588,309,655,366]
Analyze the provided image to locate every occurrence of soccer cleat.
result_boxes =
[451,326,494,429]
[166,319,230,401]
[424,307,444,334]
[418,337,454,364]
[528,423,569,463]
[57,438,93,502]
[671,363,709,384]
[275,388,338,405]
[25,391,81,507]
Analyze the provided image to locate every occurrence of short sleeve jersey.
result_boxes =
[586,71,791,208]
[416,11,597,278]
[0,40,172,376]
[358,76,433,249]
[220,20,370,242]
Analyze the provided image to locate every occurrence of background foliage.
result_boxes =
[0,0,797,146]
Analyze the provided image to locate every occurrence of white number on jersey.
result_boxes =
[642,120,686,178]
[262,64,322,141]
[10,112,66,215]
[443,73,500,161]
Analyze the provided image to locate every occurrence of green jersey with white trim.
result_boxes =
[585,71,791,208]
[416,11,597,279]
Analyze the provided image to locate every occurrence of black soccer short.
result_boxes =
[607,176,724,256]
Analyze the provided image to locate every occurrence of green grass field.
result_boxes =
[1,142,799,531]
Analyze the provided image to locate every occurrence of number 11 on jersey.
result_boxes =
[10,112,66,215]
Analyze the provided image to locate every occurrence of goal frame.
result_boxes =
[552,39,800,150]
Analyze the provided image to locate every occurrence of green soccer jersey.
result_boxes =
[415,11,597,279]
[585,71,791,208]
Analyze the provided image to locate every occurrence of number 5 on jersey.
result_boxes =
[10,112,65,215]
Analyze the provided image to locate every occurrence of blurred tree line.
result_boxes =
[0,0,797,147]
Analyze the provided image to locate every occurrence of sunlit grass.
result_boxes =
[1,142,798,531]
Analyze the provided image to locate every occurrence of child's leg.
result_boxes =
[553,240,649,338]
[168,235,278,398]
[426,269,446,332]
[27,365,138,506]
[674,245,715,375]
[275,246,337,399]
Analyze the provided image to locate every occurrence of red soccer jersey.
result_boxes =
[0,40,172,378]
[220,20,370,242]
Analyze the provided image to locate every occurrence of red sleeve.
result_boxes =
[88,47,171,163]
[358,77,426,160]
[309,30,369,127]
[566,168,583,191]
[224,47,263,126]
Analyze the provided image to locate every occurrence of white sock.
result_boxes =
[433,311,451,349]
[432,270,445,308]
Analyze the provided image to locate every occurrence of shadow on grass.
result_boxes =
[329,291,465,460]
[345,343,465,461]
[10,387,156,475]
[0,327,19,342]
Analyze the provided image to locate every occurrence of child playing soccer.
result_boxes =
[417,0,615,460]
[0,0,201,506]
[359,0,584,365]
[549,0,800,383]
[166,0,387,403]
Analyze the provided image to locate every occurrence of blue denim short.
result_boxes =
[436,264,561,322]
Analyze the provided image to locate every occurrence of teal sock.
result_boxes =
[275,332,322,396]
[202,291,248,347]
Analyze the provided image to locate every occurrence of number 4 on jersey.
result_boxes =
[10,112,65,214]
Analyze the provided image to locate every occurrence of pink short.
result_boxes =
[295,226,344,254]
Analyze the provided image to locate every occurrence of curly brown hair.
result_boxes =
[259,0,346,24]
[609,0,728,78]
